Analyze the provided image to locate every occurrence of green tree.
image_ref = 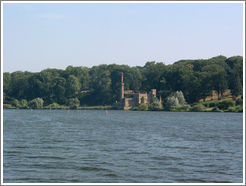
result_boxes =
[3,72,11,100]
[20,99,28,109]
[165,91,186,110]
[165,64,198,103]
[190,104,205,112]
[28,70,54,102]
[141,96,145,103]
[218,100,235,110]
[165,96,180,110]
[90,66,112,105]
[2,55,243,108]
[225,56,243,70]
[198,71,213,102]
[174,91,187,106]
[236,98,243,106]
[12,99,20,108]
[68,98,80,109]
[70,66,90,89]
[150,96,159,103]
[142,62,167,91]
[3,92,6,102]
[9,71,32,100]
[30,97,44,109]
[230,71,243,97]
[53,77,66,104]
[138,103,148,111]
[66,75,81,98]
[202,64,227,99]
[213,70,227,98]
[129,67,142,92]
[49,102,60,108]
[150,99,163,111]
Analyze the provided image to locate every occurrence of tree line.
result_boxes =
[3,55,243,108]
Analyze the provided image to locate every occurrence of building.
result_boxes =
[116,72,157,110]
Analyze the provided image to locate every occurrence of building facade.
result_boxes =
[116,72,157,110]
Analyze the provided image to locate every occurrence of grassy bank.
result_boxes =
[3,104,116,110]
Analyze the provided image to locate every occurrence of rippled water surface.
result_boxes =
[3,110,243,183]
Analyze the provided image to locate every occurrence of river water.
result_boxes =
[3,109,244,183]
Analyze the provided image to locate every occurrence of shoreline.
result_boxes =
[3,107,243,113]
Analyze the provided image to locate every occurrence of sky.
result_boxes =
[2,1,244,73]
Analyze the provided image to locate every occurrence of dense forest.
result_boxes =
[3,55,243,109]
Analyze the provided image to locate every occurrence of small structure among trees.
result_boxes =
[116,73,160,110]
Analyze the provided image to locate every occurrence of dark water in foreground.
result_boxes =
[3,110,243,183]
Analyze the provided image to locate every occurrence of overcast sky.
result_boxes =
[2,1,244,73]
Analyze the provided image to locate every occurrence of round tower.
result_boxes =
[120,72,124,102]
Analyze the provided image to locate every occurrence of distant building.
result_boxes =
[116,72,157,110]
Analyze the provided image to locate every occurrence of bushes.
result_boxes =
[212,107,221,112]
[236,98,243,106]
[49,102,60,108]
[131,106,139,111]
[236,106,243,112]
[190,104,205,112]
[180,105,191,111]
[3,104,13,109]
[10,99,29,109]
[12,99,21,108]
[174,105,191,111]
[209,100,243,112]
[20,99,28,109]
[68,98,80,109]
[225,106,243,112]
[227,107,236,112]
[150,97,159,103]
[43,102,61,109]
[138,103,148,111]
[137,98,163,111]
[208,101,219,108]
[218,100,235,110]
[204,103,209,108]
[195,99,242,112]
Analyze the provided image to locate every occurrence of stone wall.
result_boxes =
[124,98,138,107]
[137,93,148,103]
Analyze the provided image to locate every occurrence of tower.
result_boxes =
[120,72,124,102]
[151,89,156,97]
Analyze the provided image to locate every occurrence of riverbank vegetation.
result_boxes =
[3,55,243,112]
[132,90,243,112]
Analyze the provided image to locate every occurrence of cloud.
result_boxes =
[37,13,65,20]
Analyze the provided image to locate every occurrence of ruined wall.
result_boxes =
[137,93,148,103]
[124,98,138,107]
